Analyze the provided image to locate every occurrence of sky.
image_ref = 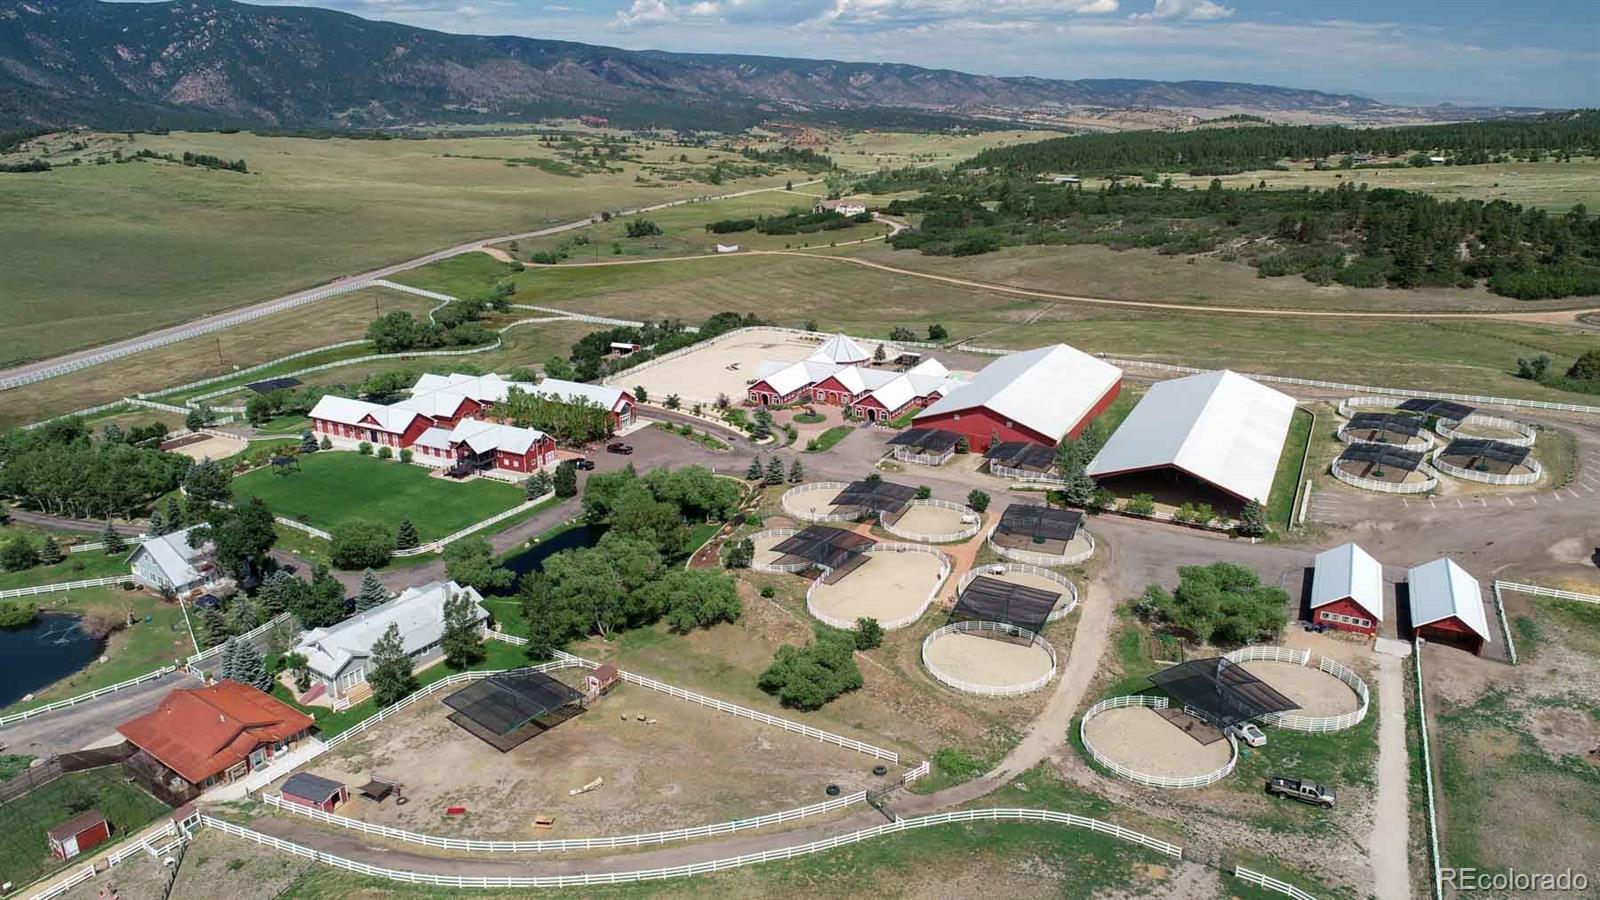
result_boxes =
[225,0,1598,107]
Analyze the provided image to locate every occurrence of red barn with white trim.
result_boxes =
[913,344,1122,451]
[48,810,109,861]
[1309,542,1384,635]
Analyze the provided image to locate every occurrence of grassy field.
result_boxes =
[2,587,193,713]
[1266,408,1315,531]
[230,452,524,543]
[0,130,809,366]
[827,129,1064,173]
[0,766,169,887]
[0,546,127,592]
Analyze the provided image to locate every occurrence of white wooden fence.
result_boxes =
[746,528,807,573]
[1430,452,1542,485]
[274,516,333,540]
[1414,638,1444,900]
[921,621,1058,697]
[880,499,980,543]
[1221,647,1370,732]
[987,525,1096,566]
[1494,581,1600,606]
[957,563,1079,621]
[1487,582,1520,665]
[1234,864,1318,900]
[1433,412,1538,447]
[1329,459,1439,494]
[0,574,133,600]
[804,543,951,632]
[0,666,179,728]
[890,445,953,467]
[780,481,855,523]
[989,462,1068,485]
[185,612,295,666]
[197,806,1181,889]
[1079,695,1238,789]
[392,493,551,557]
[26,818,188,899]
[1335,423,1434,451]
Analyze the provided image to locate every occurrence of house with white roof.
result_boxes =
[292,580,489,700]
[1085,369,1295,507]
[412,418,555,474]
[915,344,1122,451]
[1310,542,1385,634]
[308,395,434,449]
[128,526,227,598]
[813,199,868,218]
[1406,558,1490,654]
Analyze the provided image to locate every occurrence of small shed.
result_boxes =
[586,664,620,699]
[609,342,642,356]
[281,772,348,813]
[48,810,109,861]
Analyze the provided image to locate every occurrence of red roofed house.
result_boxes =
[117,681,315,793]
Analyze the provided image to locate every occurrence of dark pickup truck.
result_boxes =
[1266,776,1335,809]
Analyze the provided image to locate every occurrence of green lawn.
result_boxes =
[1267,407,1315,531]
[0,767,168,887]
[0,548,129,592]
[0,755,35,781]
[255,414,312,435]
[230,452,523,542]
[3,587,192,714]
[807,425,853,453]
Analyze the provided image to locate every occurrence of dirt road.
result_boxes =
[1370,652,1413,900]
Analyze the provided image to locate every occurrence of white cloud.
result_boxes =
[1130,0,1233,22]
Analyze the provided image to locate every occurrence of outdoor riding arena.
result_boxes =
[160,430,247,462]
[922,622,1057,696]
[287,680,896,839]
[618,327,822,406]
[1080,697,1237,789]
[805,546,950,630]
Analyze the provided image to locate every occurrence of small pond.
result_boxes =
[0,612,104,709]
[501,524,606,586]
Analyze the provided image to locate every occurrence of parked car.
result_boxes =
[1266,776,1335,809]
[605,442,634,455]
[571,458,595,471]
[1228,722,1268,747]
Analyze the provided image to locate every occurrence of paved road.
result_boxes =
[0,180,822,388]
[0,669,198,756]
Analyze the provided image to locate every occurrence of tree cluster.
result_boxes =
[498,388,617,444]
[758,628,863,710]
[581,464,740,557]
[1135,562,1288,645]
[0,419,189,519]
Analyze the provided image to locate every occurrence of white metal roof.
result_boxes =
[864,374,919,413]
[822,365,896,395]
[392,390,472,419]
[529,377,628,410]
[757,360,839,396]
[807,334,871,365]
[906,357,949,379]
[409,373,522,405]
[294,581,488,680]
[1310,542,1385,620]
[1085,369,1295,504]
[915,344,1121,443]
[450,418,543,455]
[131,527,206,587]
[308,395,422,433]
[1406,558,1491,642]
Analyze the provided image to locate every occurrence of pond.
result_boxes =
[0,612,104,709]
[500,524,606,586]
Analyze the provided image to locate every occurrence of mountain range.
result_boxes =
[0,0,1519,134]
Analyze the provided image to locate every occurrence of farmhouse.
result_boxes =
[914,344,1122,451]
[1406,558,1491,654]
[1086,369,1295,507]
[292,580,489,701]
[813,198,868,217]
[117,681,314,793]
[1309,542,1385,634]
[128,526,227,598]
[412,418,556,475]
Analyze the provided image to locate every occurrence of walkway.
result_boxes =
[1370,653,1413,900]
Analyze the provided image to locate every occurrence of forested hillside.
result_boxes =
[962,112,1600,176]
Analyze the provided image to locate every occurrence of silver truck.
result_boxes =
[1266,776,1335,809]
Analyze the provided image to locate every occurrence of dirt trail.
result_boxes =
[1370,652,1413,900]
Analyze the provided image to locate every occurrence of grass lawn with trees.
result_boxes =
[230,452,524,542]
[0,546,129,592]
[0,766,168,888]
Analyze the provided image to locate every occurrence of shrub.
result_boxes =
[854,617,884,650]
[758,631,863,710]
[1122,493,1156,517]
[759,585,776,599]
[357,441,373,456]
[399,448,413,463]
[965,489,990,513]
[377,445,393,460]
[330,519,395,569]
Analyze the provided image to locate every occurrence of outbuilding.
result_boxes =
[1407,558,1491,654]
[914,344,1122,451]
[1309,542,1384,634]
[280,772,348,813]
[47,810,109,861]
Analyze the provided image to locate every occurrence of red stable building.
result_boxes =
[913,344,1122,451]
[280,772,348,813]
[1308,542,1384,635]
[412,418,556,474]
[308,396,432,449]
[48,810,109,861]
[1407,558,1491,655]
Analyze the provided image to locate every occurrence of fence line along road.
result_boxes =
[1494,581,1600,605]
[0,666,179,728]
[0,574,134,600]
[197,805,1183,889]
[1414,639,1445,900]
[186,612,295,666]
[1487,582,1520,665]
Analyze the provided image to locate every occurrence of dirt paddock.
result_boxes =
[807,549,946,627]
[618,329,821,405]
[965,566,1077,618]
[923,629,1055,691]
[887,503,973,541]
[160,432,247,462]
[786,489,846,522]
[1238,659,1362,717]
[1082,705,1234,779]
[291,682,890,839]
[751,531,792,568]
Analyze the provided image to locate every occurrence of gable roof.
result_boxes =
[281,772,345,803]
[862,374,919,413]
[392,390,475,419]
[131,526,208,587]
[807,334,872,365]
[906,357,949,379]
[293,581,488,680]
[528,378,628,410]
[308,395,424,433]
[117,681,313,785]
[1311,542,1385,621]
[1085,370,1296,504]
[916,344,1121,443]
[1407,558,1490,642]
[756,359,840,396]
[447,418,544,455]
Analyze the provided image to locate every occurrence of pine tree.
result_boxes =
[1236,500,1269,537]
[227,596,259,634]
[788,457,805,483]
[395,519,419,551]
[147,508,166,537]
[219,637,240,682]
[764,457,785,486]
[257,571,293,617]
[367,622,417,707]
[300,431,319,454]
[746,455,764,480]
[164,495,184,531]
[441,591,484,669]
[102,521,127,554]
[39,535,63,565]
[355,569,389,612]
[200,605,230,648]
[232,639,271,691]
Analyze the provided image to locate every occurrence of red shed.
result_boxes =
[48,810,109,861]
[280,772,348,813]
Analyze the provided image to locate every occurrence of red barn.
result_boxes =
[1309,542,1384,635]
[48,810,109,861]
[412,418,556,474]
[308,396,431,449]
[1407,558,1491,654]
[280,772,348,813]
[914,344,1122,451]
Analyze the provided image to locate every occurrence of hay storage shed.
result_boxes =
[47,810,109,861]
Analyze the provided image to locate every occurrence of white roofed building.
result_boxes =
[292,580,489,700]
[1085,370,1296,509]
[807,334,873,366]
[1406,558,1490,654]
[914,344,1122,450]
[411,418,555,475]
[128,526,228,599]
[1310,542,1385,635]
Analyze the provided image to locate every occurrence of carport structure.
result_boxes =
[1332,442,1438,493]
[769,526,876,583]
[1338,412,1432,449]
[987,503,1094,565]
[829,479,919,520]
[985,441,1063,483]
[1397,398,1475,424]
[886,428,962,466]
[1433,438,1541,485]
[443,669,586,753]
[1147,657,1301,736]
[950,575,1061,637]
